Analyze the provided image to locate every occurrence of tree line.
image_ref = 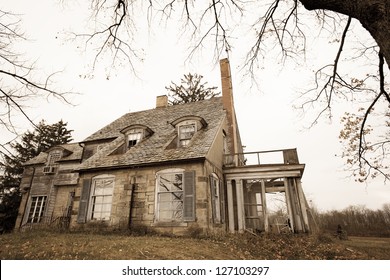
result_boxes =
[312,204,390,237]
[0,120,73,233]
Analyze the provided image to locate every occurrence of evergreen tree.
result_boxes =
[0,120,73,232]
[166,73,220,105]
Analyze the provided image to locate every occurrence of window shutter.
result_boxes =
[219,179,225,223]
[209,175,217,222]
[77,179,91,223]
[183,171,196,221]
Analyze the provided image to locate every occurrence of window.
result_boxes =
[119,125,153,151]
[48,150,62,165]
[89,176,114,221]
[157,172,183,221]
[223,130,228,154]
[210,174,222,224]
[178,123,196,147]
[155,169,195,222]
[170,116,207,148]
[127,130,142,147]
[27,196,47,223]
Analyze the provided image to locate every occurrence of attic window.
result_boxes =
[120,125,154,151]
[127,130,142,147]
[48,150,62,165]
[178,123,196,147]
[170,116,207,148]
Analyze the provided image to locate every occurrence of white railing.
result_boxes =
[224,148,299,167]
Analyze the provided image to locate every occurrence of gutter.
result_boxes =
[75,157,207,173]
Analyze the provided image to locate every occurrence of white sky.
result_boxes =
[1,0,389,211]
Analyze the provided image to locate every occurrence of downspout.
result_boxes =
[19,166,35,229]
[78,142,85,162]
[128,176,136,229]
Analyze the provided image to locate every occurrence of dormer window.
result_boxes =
[178,122,196,147]
[44,149,63,174]
[127,129,143,148]
[48,150,62,165]
[170,116,207,148]
[119,125,154,151]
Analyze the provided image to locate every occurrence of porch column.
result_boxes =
[284,178,295,232]
[296,179,310,232]
[236,179,245,232]
[261,180,269,232]
[226,179,235,233]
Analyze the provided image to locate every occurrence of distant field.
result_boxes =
[337,236,390,259]
[1,230,389,260]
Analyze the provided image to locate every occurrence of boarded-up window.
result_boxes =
[156,170,195,222]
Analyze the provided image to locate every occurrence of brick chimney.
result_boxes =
[219,58,242,156]
[156,95,168,108]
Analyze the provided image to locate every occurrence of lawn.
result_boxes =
[1,230,389,260]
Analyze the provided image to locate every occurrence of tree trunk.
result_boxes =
[299,0,390,68]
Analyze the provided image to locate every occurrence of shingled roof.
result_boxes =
[23,143,83,166]
[76,97,226,171]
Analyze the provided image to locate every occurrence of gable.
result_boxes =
[23,143,83,166]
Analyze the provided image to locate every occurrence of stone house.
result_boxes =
[15,59,311,235]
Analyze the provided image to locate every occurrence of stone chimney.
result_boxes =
[219,58,242,156]
[156,95,168,108]
[220,58,234,114]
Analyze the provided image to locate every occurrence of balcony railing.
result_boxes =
[224,148,299,167]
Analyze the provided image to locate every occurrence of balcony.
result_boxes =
[224,148,300,167]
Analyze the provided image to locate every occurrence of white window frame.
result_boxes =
[155,168,185,222]
[178,121,197,147]
[27,195,47,223]
[127,129,143,148]
[88,175,115,221]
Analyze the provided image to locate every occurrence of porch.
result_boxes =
[223,149,310,233]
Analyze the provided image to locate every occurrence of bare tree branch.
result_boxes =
[0,9,73,135]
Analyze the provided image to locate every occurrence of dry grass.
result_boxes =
[0,230,388,260]
[338,236,390,259]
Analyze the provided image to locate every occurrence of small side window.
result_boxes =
[210,174,221,224]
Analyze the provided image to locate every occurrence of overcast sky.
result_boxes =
[1,0,389,211]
